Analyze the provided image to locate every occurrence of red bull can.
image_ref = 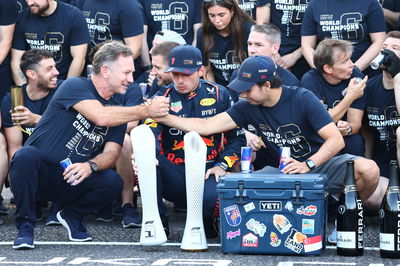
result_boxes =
[60,158,78,186]
[241,147,252,173]
[279,147,291,173]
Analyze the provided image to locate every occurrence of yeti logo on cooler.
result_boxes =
[260,201,282,211]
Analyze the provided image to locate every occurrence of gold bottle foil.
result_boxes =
[10,86,23,112]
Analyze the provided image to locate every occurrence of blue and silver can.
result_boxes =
[279,147,291,173]
[241,147,252,173]
[60,158,78,185]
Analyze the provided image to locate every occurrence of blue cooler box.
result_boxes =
[217,170,327,255]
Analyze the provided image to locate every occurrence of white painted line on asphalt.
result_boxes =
[0,241,221,246]
[277,262,357,266]
[0,241,382,251]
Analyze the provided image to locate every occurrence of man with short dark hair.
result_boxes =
[10,41,169,250]
[147,41,179,97]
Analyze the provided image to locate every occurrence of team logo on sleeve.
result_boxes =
[224,205,242,226]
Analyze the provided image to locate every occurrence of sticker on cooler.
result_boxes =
[284,228,307,253]
[242,233,258,247]
[303,235,322,253]
[260,201,282,211]
[284,201,293,211]
[273,214,292,234]
[337,231,356,249]
[223,204,242,226]
[302,219,315,235]
[270,232,281,247]
[244,202,255,212]
[296,205,317,216]
[227,229,241,240]
[246,218,266,237]
[380,233,395,251]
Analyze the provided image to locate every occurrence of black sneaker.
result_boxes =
[56,211,93,242]
[13,222,34,250]
[0,199,8,215]
[95,203,114,222]
[46,202,62,226]
[121,203,141,228]
[204,217,220,239]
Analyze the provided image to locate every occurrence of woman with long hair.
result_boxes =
[197,0,254,87]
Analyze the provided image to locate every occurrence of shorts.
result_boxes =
[256,153,359,194]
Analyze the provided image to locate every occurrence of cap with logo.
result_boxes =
[164,45,203,74]
[228,55,277,93]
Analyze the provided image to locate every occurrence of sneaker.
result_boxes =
[204,217,220,239]
[160,215,170,238]
[95,204,113,222]
[0,197,9,215]
[56,211,93,242]
[112,198,122,216]
[328,226,337,244]
[13,222,34,250]
[121,203,141,228]
[46,203,62,226]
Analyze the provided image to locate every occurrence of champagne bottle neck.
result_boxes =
[344,164,356,186]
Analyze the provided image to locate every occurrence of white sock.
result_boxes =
[365,177,389,209]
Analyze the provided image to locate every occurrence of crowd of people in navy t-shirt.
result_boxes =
[1,0,400,249]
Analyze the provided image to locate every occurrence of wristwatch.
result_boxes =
[216,162,229,171]
[305,159,316,170]
[88,160,99,173]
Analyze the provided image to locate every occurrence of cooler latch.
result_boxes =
[292,181,304,205]
[236,180,246,204]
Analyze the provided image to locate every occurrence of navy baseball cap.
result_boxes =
[228,56,277,93]
[164,45,203,74]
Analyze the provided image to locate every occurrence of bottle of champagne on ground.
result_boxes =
[379,160,400,258]
[337,160,364,256]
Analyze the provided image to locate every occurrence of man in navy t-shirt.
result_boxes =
[1,49,61,225]
[156,56,388,212]
[301,39,367,156]
[10,41,170,250]
[355,31,400,178]
[11,0,89,86]
[301,0,386,74]
[138,0,202,72]
[237,0,269,23]
[265,0,310,79]
[71,0,144,60]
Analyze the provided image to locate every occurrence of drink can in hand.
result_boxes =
[241,147,252,173]
[60,158,78,186]
[279,147,291,173]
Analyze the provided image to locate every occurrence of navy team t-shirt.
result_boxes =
[24,77,126,166]
[1,84,58,144]
[301,0,386,62]
[0,0,17,70]
[364,74,400,176]
[72,0,144,52]
[227,86,333,162]
[13,1,89,79]
[237,0,268,20]
[301,68,365,112]
[196,22,254,87]
[266,0,309,55]
[139,0,201,48]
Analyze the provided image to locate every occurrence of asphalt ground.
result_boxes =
[0,188,399,266]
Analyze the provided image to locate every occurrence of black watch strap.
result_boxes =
[88,160,99,173]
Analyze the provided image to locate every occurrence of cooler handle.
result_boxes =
[292,181,305,205]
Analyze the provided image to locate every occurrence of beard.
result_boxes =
[29,1,50,16]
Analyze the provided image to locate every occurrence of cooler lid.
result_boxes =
[217,172,326,190]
